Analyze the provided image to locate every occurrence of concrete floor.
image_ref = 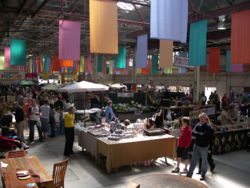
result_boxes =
[2,133,250,188]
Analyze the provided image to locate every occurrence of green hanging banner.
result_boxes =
[80,56,85,72]
[164,67,172,74]
[115,46,126,69]
[10,39,26,66]
[188,20,207,66]
[109,60,113,74]
[98,55,103,73]
[152,55,158,74]
[0,56,4,70]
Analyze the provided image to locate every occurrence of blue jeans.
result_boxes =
[187,144,209,177]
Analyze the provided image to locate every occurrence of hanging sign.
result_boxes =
[0,71,25,80]
[173,56,192,67]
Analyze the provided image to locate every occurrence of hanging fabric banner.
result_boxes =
[80,56,85,72]
[231,64,243,72]
[231,9,250,64]
[115,46,126,69]
[43,55,51,73]
[152,55,158,74]
[136,68,141,74]
[59,20,81,61]
[226,50,231,72]
[159,40,173,68]
[109,60,113,74]
[97,55,103,73]
[0,56,4,70]
[90,0,118,54]
[60,60,73,67]
[135,34,148,68]
[179,67,187,73]
[208,48,220,73]
[10,39,26,66]
[164,67,172,74]
[141,68,148,75]
[188,20,207,66]
[147,59,152,74]
[102,60,107,75]
[150,0,188,43]
[4,47,11,68]
[86,55,92,73]
[51,55,60,72]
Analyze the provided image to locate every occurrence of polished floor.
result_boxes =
[2,133,250,188]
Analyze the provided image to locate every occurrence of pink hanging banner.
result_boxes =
[59,20,81,61]
[231,64,243,72]
[4,47,11,68]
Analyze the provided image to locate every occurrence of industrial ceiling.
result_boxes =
[1,0,250,57]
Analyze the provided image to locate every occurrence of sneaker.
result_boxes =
[171,167,180,173]
[21,143,29,150]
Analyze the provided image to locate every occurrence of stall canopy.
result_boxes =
[20,80,36,86]
[109,83,127,90]
[58,80,109,93]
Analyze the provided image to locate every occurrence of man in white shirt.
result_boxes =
[40,100,50,139]
[28,99,43,143]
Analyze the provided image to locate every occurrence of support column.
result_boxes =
[132,57,136,84]
[194,66,200,102]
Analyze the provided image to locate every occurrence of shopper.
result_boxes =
[40,100,50,139]
[12,102,25,142]
[187,113,213,180]
[105,101,117,123]
[64,107,75,157]
[172,117,192,174]
[28,99,43,143]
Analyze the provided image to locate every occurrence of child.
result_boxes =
[172,117,192,174]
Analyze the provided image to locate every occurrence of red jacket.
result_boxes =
[178,126,192,148]
[0,136,16,149]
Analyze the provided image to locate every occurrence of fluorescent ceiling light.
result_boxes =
[218,22,226,30]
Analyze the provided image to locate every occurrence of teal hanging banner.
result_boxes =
[188,20,207,66]
[43,54,50,73]
[115,46,126,69]
[10,39,26,66]
[98,55,103,73]
[152,55,158,74]
[226,50,231,72]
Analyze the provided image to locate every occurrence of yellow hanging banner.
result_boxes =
[89,0,118,54]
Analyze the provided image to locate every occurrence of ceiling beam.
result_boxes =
[31,0,50,18]
[16,0,28,15]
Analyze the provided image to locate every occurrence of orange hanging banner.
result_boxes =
[159,40,173,68]
[60,60,74,67]
[231,9,250,64]
[208,48,220,73]
[89,0,118,54]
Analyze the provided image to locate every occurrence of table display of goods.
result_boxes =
[144,128,167,136]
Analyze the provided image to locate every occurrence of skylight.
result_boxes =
[117,2,135,11]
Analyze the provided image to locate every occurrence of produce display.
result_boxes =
[113,101,156,113]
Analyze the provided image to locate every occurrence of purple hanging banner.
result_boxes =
[231,64,243,72]
[150,0,188,43]
[59,20,81,61]
[135,34,148,68]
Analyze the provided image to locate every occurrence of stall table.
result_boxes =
[1,156,53,188]
[97,134,176,172]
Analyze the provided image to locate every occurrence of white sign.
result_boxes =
[173,56,192,68]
